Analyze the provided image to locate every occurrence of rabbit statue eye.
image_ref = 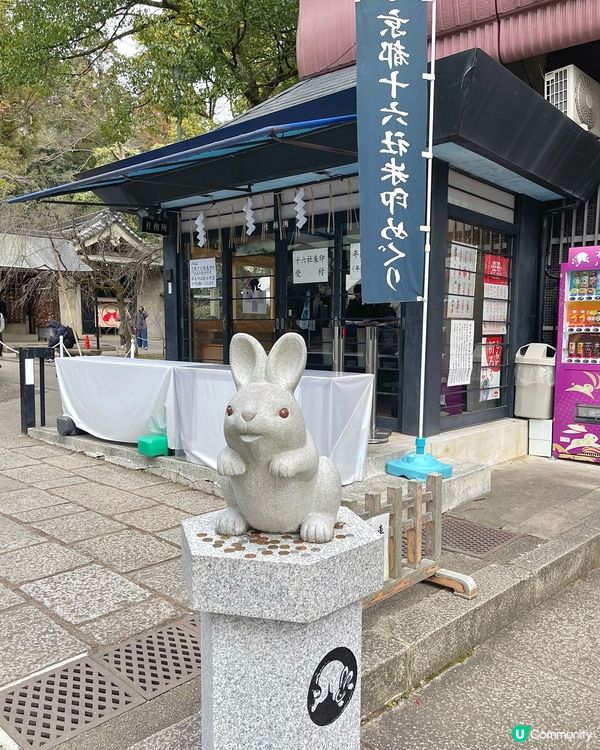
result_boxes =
[226,405,234,416]
[279,407,289,419]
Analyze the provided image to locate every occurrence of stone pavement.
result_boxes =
[0,434,224,691]
[362,565,600,750]
[2,356,600,747]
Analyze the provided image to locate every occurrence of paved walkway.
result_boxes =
[363,565,600,750]
[89,566,600,749]
[2,356,600,747]
[0,434,223,691]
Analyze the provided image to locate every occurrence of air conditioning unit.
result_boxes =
[545,64,600,137]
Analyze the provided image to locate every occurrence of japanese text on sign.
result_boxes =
[356,0,428,302]
[190,257,217,289]
[483,254,509,334]
[349,243,362,280]
[447,320,475,388]
[293,248,329,285]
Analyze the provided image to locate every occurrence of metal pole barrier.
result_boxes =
[39,356,46,427]
[365,325,390,444]
[332,320,345,374]
[95,290,101,352]
[19,349,36,434]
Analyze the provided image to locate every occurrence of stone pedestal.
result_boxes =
[182,507,383,750]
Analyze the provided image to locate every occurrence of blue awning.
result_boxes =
[8,114,357,206]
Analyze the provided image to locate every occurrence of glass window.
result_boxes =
[183,232,224,363]
[286,230,335,370]
[341,223,401,420]
[232,233,276,352]
[441,220,512,421]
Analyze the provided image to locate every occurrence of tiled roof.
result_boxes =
[230,65,357,126]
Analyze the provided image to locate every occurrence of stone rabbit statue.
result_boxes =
[216,332,342,543]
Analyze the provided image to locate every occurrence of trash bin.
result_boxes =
[514,343,556,419]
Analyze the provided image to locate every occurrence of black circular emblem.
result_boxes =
[307,647,357,726]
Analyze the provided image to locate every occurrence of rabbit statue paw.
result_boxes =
[215,507,249,536]
[215,332,342,541]
[300,512,336,544]
[217,446,246,477]
[270,449,314,480]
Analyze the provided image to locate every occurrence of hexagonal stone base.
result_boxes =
[182,507,382,750]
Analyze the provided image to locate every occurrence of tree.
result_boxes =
[0,68,159,197]
[0,203,162,351]
[1,0,299,119]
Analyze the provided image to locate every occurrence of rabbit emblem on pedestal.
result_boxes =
[216,332,342,544]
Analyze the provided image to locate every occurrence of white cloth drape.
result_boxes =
[173,367,373,484]
[56,357,373,485]
[55,357,200,444]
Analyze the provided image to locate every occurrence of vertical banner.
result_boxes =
[355,0,428,303]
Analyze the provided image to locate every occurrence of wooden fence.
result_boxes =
[343,474,443,607]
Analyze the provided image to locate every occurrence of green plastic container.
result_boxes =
[138,434,169,457]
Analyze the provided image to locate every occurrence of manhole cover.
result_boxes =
[441,516,521,558]
[0,658,144,749]
[98,620,201,699]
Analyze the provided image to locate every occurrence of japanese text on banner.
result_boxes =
[356,0,428,303]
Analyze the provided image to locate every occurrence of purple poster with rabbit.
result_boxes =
[553,246,600,462]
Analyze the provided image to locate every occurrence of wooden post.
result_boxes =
[426,473,443,561]
[405,480,423,568]
[387,486,403,579]
[365,492,382,517]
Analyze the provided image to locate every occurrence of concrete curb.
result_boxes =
[361,511,600,717]
[29,427,222,496]
[29,427,491,512]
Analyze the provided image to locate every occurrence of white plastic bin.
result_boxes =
[514,343,556,420]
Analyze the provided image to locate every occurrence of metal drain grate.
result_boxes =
[98,620,202,699]
[0,658,144,749]
[441,516,521,558]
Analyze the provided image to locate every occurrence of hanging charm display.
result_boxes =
[294,188,307,230]
[244,197,256,236]
[194,211,206,247]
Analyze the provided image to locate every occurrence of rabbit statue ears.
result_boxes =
[230,332,307,392]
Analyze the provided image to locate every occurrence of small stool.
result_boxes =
[138,434,169,457]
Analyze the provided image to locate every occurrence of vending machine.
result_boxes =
[553,245,600,462]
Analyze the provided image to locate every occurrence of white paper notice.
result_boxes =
[349,243,362,280]
[190,257,217,289]
[484,282,508,300]
[448,270,476,298]
[449,242,478,272]
[293,248,329,284]
[483,322,507,335]
[447,319,475,387]
[483,299,508,323]
[447,243,477,319]
[446,296,474,319]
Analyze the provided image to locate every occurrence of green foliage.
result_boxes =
[0,0,299,199]
[2,0,298,113]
